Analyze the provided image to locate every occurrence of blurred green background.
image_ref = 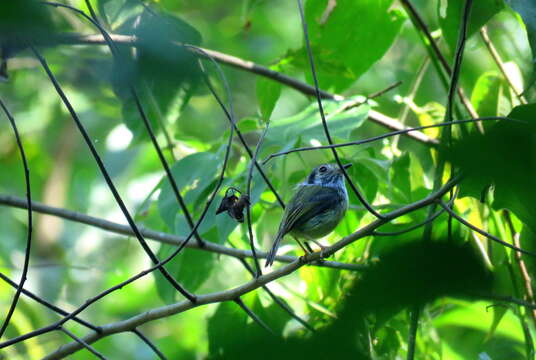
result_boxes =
[1,0,536,359]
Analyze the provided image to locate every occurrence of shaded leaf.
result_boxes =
[447,103,536,233]
[256,76,282,120]
[297,0,406,91]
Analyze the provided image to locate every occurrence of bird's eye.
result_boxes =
[319,166,327,173]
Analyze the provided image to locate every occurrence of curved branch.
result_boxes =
[0,194,365,271]
[61,33,434,145]
[0,99,33,339]
[39,177,459,359]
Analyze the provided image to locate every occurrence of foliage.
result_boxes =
[0,0,536,359]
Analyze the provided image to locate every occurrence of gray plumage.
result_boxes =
[265,163,350,267]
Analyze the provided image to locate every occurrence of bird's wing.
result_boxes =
[265,185,338,267]
[279,185,340,236]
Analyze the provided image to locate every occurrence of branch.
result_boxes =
[30,46,195,301]
[59,32,434,145]
[0,194,365,271]
[245,123,270,277]
[0,99,33,339]
[132,329,167,360]
[60,327,107,360]
[40,177,459,359]
[400,0,479,120]
[480,26,527,104]
[0,272,101,332]
[296,0,384,219]
[234,298,274,334]
[438,201,536,257]
[263,117,520,163]
[406,305,420,360]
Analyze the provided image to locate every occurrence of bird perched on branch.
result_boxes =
[265,163,351,267]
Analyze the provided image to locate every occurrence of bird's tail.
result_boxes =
[265,231,284,268]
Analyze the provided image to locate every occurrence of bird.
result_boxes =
[265,163,351,267]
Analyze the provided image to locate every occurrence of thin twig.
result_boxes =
[188,45,287,209]
[60,327,107,360]
[234,298,275,335]
[263,116,519,163]
[66,32,435,145]
[438,201,536,257]
[132,329,167,360]
[407,305,420,360]
[236,257,315,332]
[423,0,473,241]
[245,123,270,277]
[37,177,460,359]
[399,0,479,120]
[47,1,206,249]
[0,99,33,339]
[480,26,527,104]
[503,210,536,329]
[372,187,458,237]
[30,45,195,301]
[0,272,101,332]
[296,0,383,219]
[0,194,365,271]
[392,58,429,151]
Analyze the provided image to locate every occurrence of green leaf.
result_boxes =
[438,0,505,53]
[207,301,248,357]
[157,152,220,230]
[471,71,509,117]
[447,103,536,233]
[390,153,411,203]
[265,98,369,145]
[154,245,215,303]
[296,0,405,91]
[112,10,202,136]
[256,76,281,120]
[506,0,536,88]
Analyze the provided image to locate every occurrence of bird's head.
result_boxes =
[305,163,352,187]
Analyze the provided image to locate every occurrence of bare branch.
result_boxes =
[0,99,33,339]
[0,193,364,271]
[263,117,521,163]
[60,32,434,145]
[400,0,479,120]
[38,177,459,359]
[0,272,101,332]
[234,298,274,335]
[438,201,536,257]
[480,26,527,104]
[60,327,107,360]
[132,329,167,360]
[30,46,195,301]
[296,0,384,219]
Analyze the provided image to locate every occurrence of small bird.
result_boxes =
[265,163,351,267]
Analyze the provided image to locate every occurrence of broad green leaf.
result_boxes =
[155,245,215,303]
[434,300,525,359]
[506,0,536,88]
[438,0,505,53]
[112,10,202,138]
[390,153,411,203]
[471,71,509,117]
[265,98,369,145]
[256,76,281,120]
[447,103,536,233]
[207,301,247,357]
[157,152,220,230]
[293,0,405,91]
